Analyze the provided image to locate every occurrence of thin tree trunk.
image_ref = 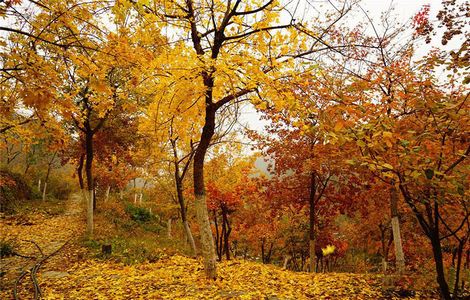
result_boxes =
[77,154,84,189]
[453,240,464,297]
[42,182,47,201]
[309,172,317,273]
[193,105,217,279]
[430,231,451,300]
[87,189,94,236]
[223,210,231,260]
[85,132,94,236]
[213,211,221,260]
[283,255,291,269]
[77,154,86,202]
[105,185,111,202]
[38,179,41,193]
[175,174,197,255]
[167,218,172,238]
[390,184,405,273]
[183,220,197,256]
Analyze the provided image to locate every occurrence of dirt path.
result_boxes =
[0,194,85,299]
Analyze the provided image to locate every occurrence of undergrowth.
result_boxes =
[83,196,191,264]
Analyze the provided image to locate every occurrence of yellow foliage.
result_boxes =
[41,255,391,299]
[321,245,336,256]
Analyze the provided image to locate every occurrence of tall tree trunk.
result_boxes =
[77,153,85,189]
[309,172,317,273]
[193,105,217,279]
[85,132,94,236]
[220,213,226,260]
[176,177,197,256]
[105,185,111,202]
[430,230,451,300]
[453,240,464,297]
[390,184,405,273]
[213,211,221,261]
[37,179,41,193]
[223,208,231,260]
[77,153,87,202]
[183,220,197,256]
[283,255,291,269]
[42,182,47,201]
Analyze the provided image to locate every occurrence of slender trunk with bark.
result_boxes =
[38,179,41,193]
[283,255,291,269]
[105,185,111,202]
[77,153,86,202]
[77,154,85,190]
[183,220,197,256]
[222,208,231,260]
[193,105,217,279]
[85,132,94,236]
[42,182,47,201]
[453,240,464,297]
[214,211,221,260]
[309,172,316,273]
[176,176,197,256]
[390,184,405,273]
[430,230,451,300]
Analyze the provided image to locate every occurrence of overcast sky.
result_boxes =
[238,0,444,134]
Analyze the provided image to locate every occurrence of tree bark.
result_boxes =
[85,131,94,236]
[309,172,316,273]
[193,104,217,279]
[42,182,47,201]
[77,153,86,202]
[87,189,94,237]
[283,255,291,269]
[222,207,231,260]
[430,230,451,300]
[77,153,84,190]
[453,240,464,297]
[390,184,405,273]
[183,220,197,256]
[176,174,197,255]
[105,185,111,202]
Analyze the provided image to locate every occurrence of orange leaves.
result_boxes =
[41,254,389,299]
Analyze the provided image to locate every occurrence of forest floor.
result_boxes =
[1,195,439,299]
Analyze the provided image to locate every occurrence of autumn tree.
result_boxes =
[325,19,469,299]
[127,0,355,279]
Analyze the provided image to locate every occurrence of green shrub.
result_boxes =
[125,203,155,223]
